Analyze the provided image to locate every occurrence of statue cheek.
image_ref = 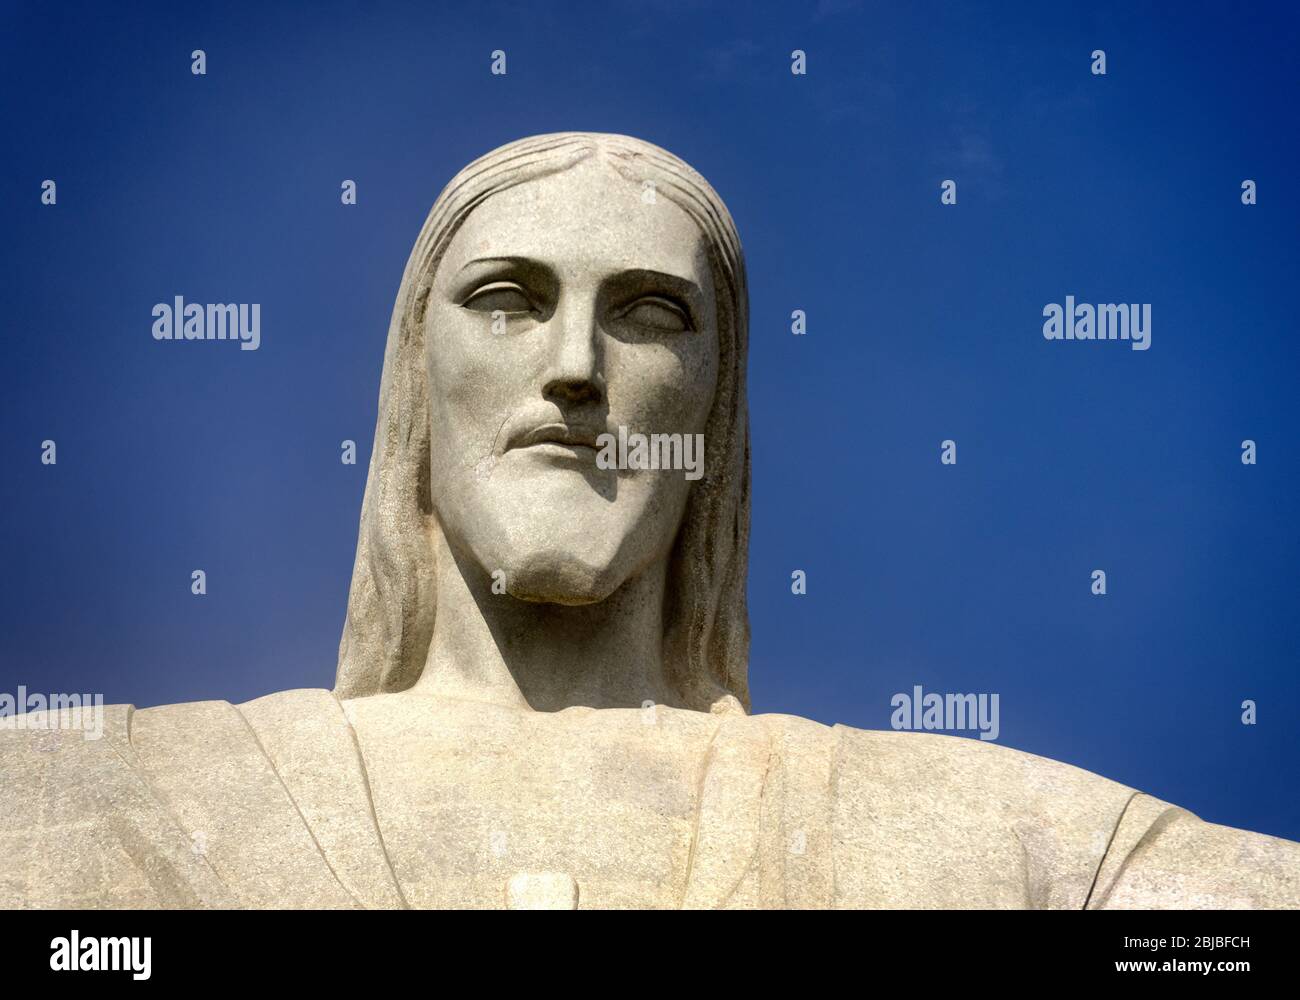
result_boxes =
[654,356,719,436]
[603,337,713,430]
[428,330,538,450]
[663,325,720,431]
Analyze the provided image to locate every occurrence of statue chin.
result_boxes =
[472,519,649,606]
[502,552,622,606]
[449,479,671,608]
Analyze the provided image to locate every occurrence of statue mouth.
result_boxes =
[510,423,604,459]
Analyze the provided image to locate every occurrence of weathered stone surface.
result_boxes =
[4,692,1297,908]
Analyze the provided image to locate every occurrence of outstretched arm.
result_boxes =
[1088,794,1300,909]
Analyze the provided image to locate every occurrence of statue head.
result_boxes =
[334,133,750,712]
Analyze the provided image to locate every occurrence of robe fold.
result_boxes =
[2,689,1296,909]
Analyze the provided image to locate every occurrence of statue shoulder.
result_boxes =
[141,687,402,909]
[0,700,236,907]
[744,716,1300,908]
[1,688,399,909]
[1088,793,1300,908]
[746,715,1139,908]
[749,712,1139,814]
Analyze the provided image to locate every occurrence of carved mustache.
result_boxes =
[503,418,608,453]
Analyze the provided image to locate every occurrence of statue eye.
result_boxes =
[462,281,535,315]
[617,296,691,333]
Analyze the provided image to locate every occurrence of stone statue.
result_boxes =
[3,133,1297,909]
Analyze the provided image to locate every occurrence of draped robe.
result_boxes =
[3,689,1297,909]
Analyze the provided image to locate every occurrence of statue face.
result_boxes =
[424,159,720,604]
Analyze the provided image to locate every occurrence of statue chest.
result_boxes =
[348,699,721,908]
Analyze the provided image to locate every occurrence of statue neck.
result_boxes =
[411,530,675,711]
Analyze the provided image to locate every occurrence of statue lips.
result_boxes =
[509,422,605,464]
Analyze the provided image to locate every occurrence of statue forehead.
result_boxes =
[436,158,713,284]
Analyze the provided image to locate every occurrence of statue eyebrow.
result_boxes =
[450,256,558,299]
[460,256,533,269]
[455,255,547,277]
[610,269,704,314]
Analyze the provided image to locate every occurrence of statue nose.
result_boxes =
[543,376,602,407]
[542,300,604,406]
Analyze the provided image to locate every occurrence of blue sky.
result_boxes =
[2,0,1298,841]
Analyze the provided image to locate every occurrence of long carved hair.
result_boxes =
[333,133,751,713]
